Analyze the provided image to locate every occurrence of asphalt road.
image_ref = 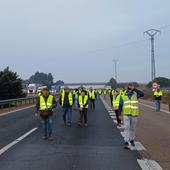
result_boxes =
[0,98,141,170]
[137,104,170,170]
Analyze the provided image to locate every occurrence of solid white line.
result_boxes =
[0,128,38,155]
[0,105,35,117]
[140,103,170,114]
[137,159,163,170]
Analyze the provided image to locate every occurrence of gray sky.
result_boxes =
[0,0,170,83]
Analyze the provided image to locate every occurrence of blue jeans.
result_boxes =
[155,100,161,111]
[42,116,53,136]
[62,107,72,124]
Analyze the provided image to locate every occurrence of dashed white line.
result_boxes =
[110,116,116,119]
[137,159,163,170]
[0,127,38,155]
[109,113,115,116]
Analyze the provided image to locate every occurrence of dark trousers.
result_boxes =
[80,108,88,124]
[155,100,161,112]
[115,110,121,124]
[90,99,95,110]
[42,116,53,136]
[62,107,72,124]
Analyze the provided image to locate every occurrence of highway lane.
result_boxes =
[0,99,141,170]
[136,104,170,170]
[0,107,38,149]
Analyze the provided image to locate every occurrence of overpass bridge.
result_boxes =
[61,82,111,89]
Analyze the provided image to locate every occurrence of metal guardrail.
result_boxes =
[0,97,37,110]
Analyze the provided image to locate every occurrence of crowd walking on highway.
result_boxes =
[35,82,165,150]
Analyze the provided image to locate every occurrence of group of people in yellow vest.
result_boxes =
[59,86,99,127]
[36,84,145,150]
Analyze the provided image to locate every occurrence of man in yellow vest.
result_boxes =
[59,87,74,126]
[153,87,163,112]
[78,90,89,127]
[88,87,96,111]
[120,83,144,149]
[36,87,57,141]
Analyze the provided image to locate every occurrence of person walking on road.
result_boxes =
[112,88,122,127]
[120,83,144,149]
[59,87,74,126]
[36,87,57,141]
[88,87,96,111]
[153,87,163,112]
[78,90,89,127]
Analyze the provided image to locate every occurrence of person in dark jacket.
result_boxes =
[36,87,57,141]
[59,87,74,126]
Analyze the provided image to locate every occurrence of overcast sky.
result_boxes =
[0,0,170,83]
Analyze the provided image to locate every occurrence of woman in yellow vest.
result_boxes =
[36,87,57,141]
[78,90,89,127]
[153,87,163,112]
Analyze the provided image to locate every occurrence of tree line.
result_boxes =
[0,67,169,100]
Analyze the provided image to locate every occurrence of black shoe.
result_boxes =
[123,142,130,149]
[42,136,48,140]
[48,136,54,141]
[78,122,82,127]
[130,140,135,147]
[117,123,121,127]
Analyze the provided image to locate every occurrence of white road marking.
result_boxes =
[113,120,117,124]
[108,111,114,113]
[109,113,115,116]
[111,116,116,119]
[134,142,147,151]
[0,105,35,117]
[0,128,38,155]
[137,159,163,170]
[140,103,170,114]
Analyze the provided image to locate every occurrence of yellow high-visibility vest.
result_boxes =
[39,95,54,111]
[89,90,96,99]
[122,92,139,116]
[154,91,163,97]
[79,95,88,108]
[61,91,73,106]
[112,94,121,109]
